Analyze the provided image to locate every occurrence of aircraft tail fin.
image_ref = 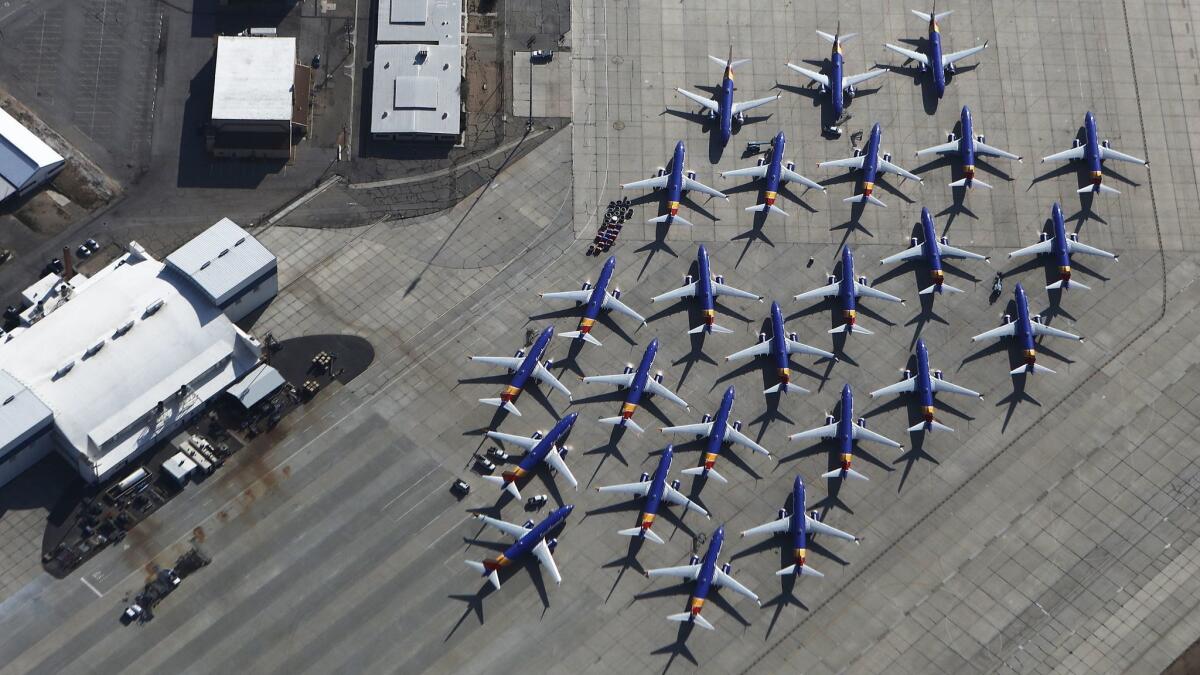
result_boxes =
[681,466,728,484]
[668,612,715,630]
[464,561,502,590]
[776,563,825,577]
[843,193,887,208]
[598,415,644,434]
[690,322,734,335]
[919,281,964,294]
[745,203,790,217]
[649,213,695,227]
[822,466,869,481]
[1047,279,1090,291]
[558,330,602,346]
[618,526,665,544]
[479,398,521,416]
[1079,182,1120,195]
[1012,362,1056,375]
[949,176,992,189]
[908,419,954,433]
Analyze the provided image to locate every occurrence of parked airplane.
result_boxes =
[796,246,903,335]
[725,300,835,395]
[817,122,921,207]
[869,339,981,432]
[582,339,688,434]
[674,46,780,145]
[884,8,989,98]
[465,504,574,590]
[790,384,902,481]
[1041,111,1148,194]
[1007,202,1118,291]
[720,131,824,217]
[915,105,1021,189]
[652,244,764,335]
[470,325,572,415]
[622,141,727,228]
[786,26,889,129]
[595,445,709,544]
[740,475,860,576]
[644,525,760,630]
[539,255,645,346]
[484,412,580,499]
[971,283,1083,374]
[661,386,771,484]
[879,206,988,294]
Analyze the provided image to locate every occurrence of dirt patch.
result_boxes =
[11,191,82,236]
[51,161,116,210]
[465,45,501,115]
[467,14,496,34]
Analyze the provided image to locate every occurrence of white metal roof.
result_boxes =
[211,36,296,122]
[228,363,285,408]
[166,218,277,306]
[0,106,65,191]
[371,44,461,137]
[378,0,461,45]
[0,369,52,454]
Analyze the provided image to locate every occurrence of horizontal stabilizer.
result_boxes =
[1047,279,1090,291]
[919,281,964,295]
[668,612,715,630]
[843,193,887,207]
[821,467,869,481]
[764,381,810,395]
[1079,183,1120,195]
[558,330,602,346]
[681,466,728,484]
[776,563,825,577]
[746,203,789,217]
[464,561,502,590]
[479,398,521,416]
[689,323,735,335]
[829,323,873,335]
[618,526,665,544]
[648,213,695,227]
[1012,362,1056,375]
[598,415,644,434]
[481,475,522,499]
[949,176,992,189]
[908,419,954,433]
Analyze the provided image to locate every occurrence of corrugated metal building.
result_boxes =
[166,217,278,323]
[0,106,66,203]
[371,0,463,142]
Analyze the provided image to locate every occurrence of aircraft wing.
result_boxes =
[1100,146,1147,164]
[1041,146,1086,163]
[596,480,652,497]
[713,568,760,604]
[974,141,1022,161]
[543,448,579,489]
[740,515,790,537]
[853,280,904,303]
[880,244,924,265]
[541,289,593,303]
[725,424,770,457]
[942,43,989,67]
[878,158,923,182]
[1008,239,1054,258]
[851,422,903,448]
[803,514,858,542]
[476,514,532,539]
[725,340,771,362]
[583,372,636,387]
[785,338,835,360]
[622,175,670,190]
[721,164,769,179]
[485,430,542,452]
[711,280,762,301]
[646,379,689,409]
[675,87,720,112]
[915,140,959,157]
[683,176,728,200]
[784,63,829,88]
[602,293,647,323]
[930,377,981,398]
[794,282,841,302]
[842,68,889,88]
[661,422,714,437]
[646,563,702,580]
[1031,322,1081,341]
[652,282,699,304]
[533,363,573,400]
[470,355,524,370]
[869,377,917,398]
[971,322,1017,341]
[662,486,709,517]
[781,168,825,191]
[1066,239,1117,259]
[818,155,867,170]
[532,539,562,585]
[938,243,988,261]
[884,43,929,66]
[731,94,780,116]
[789,422,838,442]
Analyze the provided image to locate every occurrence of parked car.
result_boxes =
[486,447,510,463]
[531,50,553,62]
[525,494,548,510]
[475,457,496,474]
[450,479,471,497]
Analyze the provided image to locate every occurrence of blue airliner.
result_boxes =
[1041,112,1147,195]
[582,339,688,434]
[725,300,834,395]
[817,122,921,207]
[790,384,902,482]
[661,386,770,484]
[879,207,988,295]
[540,255,645,346]
[740,475,860,577]
[470,325,572,415]
[915,106,1021,189]
[622,141,726,228]
[884,7,989,98]
[644,525,760,630]
[971,283,1083,375]
[674,47,780,145]
[785,27,889,126]
[720,131,824,218]
[595,446,709,544]
[870,339,981,433]
[1007,202,1118,291]
[652,245,763,335]
[484,412,579,499]
[795,246,903,335]
[466,504,574,590]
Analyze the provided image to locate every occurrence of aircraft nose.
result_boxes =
[961,105,970,117]
[771,300,781,313]
[564,411,580,423]
[648,338,659,350]
[724,385,736,398]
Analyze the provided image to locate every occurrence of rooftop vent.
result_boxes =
[144,298,165,317]
[113,320,134,338]
[3,395,14,406]
[54,361,75,380]
[84,340,105,358]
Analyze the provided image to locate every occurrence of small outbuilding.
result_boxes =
[208,36,311,159]
[0,106,65,203]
